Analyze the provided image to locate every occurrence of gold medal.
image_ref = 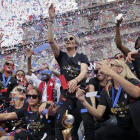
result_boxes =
[111,108,116,114]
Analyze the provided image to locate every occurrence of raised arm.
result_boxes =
[126,50,139,63]
[99,63,140,98]
[115,19,130,56]
[0,33,4,46]
[0,112,18,121]
[26,48,33,76]
[48,4,60,57]
[49,58,60,77]
[110,72,140,98]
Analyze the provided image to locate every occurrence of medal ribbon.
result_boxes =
[2,74,12,88]
[112,86,122,108]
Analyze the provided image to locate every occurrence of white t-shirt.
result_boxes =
[26,73,41,88]
[42,82,47,102]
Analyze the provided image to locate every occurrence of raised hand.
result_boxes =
[126,50,138,63]
[0,33,4,45]
[116,17,123,26]
[48,3,56,20]
[26,48,33,58]
[95,62,113,76]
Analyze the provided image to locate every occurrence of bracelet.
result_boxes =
[74,79,79,83]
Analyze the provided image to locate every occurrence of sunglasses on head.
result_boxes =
[17,88,26,93]
[26,94,39,99]
[5,62,14,67]
[64,37,74,42]
[115,54,124,59]
[94,70,98,74]
[110,64,120,67]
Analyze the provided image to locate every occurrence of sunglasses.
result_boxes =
[5,62,14,67]
[94,69,98,74]
[64,37,74,42]
[115,54,124,59]
[110,64,121,67]
[16,73,24,76]
[17,88,26,93]
[26,94,39,99]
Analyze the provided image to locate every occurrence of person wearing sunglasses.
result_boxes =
[114,53,135,74]
[0,86,57,140]
[116,17,140,79]
[76,59,140,140]
[0,60,18,113]
[48,4,95,140]
[114,53,125,61]
[14,70,28,87]
[0,85,27,139]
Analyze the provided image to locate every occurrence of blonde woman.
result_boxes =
[76,60,140,140]
[0,85,27,140]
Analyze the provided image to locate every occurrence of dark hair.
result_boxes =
[14,70,29,86]
[27,86,42,102]
[135,37,140,49]
[15,70,25,76]
[114,53,121,58]
[114,53,126,60]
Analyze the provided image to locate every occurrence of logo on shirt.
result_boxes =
[78,61,81,65]
[63,65,79,78]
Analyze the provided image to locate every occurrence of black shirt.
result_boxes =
[99,78,140,128]
[16,107,54,139]
[89,77,110,121]
[132,53,140,80]
[6,103,27,132]
[89,77,105,96]
[55,50,89,97]
[0,72,18,100]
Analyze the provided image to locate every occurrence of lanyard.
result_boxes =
[112,86,122,108]
[2,74,11,88]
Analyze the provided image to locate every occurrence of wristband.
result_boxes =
[42,109,48,115]
[75,79,79,83]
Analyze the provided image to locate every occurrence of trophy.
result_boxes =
[62,110,74,140]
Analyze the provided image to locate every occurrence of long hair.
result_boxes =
[113,59,139,81]
[135,37,140,49]
[105,59,139,93]
[14,70,28,84]
[27,86,42,102]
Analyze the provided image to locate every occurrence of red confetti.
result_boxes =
[5,128,8,131]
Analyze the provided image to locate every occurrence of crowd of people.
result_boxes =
[0,3,140,140]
